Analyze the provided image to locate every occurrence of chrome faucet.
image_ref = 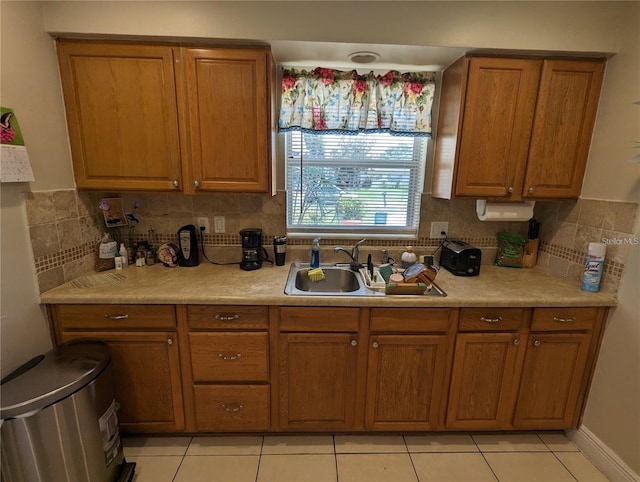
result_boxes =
[334,239,367,265]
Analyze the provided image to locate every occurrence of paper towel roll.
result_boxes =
[476,200,535,222]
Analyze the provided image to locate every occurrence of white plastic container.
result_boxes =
[582,242,606,292]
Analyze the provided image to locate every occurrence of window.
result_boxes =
[285,131,427,238]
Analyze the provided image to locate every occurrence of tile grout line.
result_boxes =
[254,435,264,482]
[171,436,192,482]
[404,435,421,482]
[549,450,581,482]
[333,435,340,482]
[472,434,502,482]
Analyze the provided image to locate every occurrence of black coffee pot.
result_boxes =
[240,228,267,271]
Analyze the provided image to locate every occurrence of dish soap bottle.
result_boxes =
[401,246,417,268]
[310,238,321,268]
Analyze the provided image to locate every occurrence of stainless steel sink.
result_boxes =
[284,264,384,296]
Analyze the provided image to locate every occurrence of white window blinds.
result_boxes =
[285,131,427,238]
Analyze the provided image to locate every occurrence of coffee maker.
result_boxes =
[240,228,264,271]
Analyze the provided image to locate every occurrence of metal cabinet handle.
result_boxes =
[194,180,200,188]
[372,341,379,348]
[513,338,520,345]
[215,313,240,322]
[167,338,173,345]
[508,186,514,193]
[528,187,535,193]
[533,340,541,347]
[104,314,129,320]
[480,316,502,323]
[218,353,242,361]
[553,316,576,323]
[351,339,358,346]
[220,404,243,413]
[173,179,179,188]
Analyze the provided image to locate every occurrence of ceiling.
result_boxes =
[269,40,468,73]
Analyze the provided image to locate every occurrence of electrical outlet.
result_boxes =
[214,216,225,234]
[430,221,449,238]
[197,217,210,234]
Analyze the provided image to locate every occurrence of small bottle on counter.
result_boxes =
[114,249,123,270]
[119,243,128,268]
[401,246,417,268]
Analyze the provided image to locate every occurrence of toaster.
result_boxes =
[439,239,482,276]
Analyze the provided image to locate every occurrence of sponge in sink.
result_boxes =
[308,267,325,282]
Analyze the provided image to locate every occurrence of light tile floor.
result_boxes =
[123,432,610,482]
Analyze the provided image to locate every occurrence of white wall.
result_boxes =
[0,2,75,375]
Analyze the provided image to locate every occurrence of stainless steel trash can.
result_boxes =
[1,340,126,482]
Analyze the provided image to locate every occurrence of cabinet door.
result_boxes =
[279,333,358,431]
[514,333,591,429]
[523,59,605,198]
[446,333,525,430]
[365,335,448,430]
[60,331,184,433]
[56,40,182,191]
[183,48,270,193]
[455,57,541,199]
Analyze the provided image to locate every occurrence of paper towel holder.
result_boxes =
[476,199,536,222]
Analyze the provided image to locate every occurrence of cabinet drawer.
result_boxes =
[194,384,270,431]
[55,304,176,330]
[190,332,268,382]
[187,305,268,330]
[279,307,360,332]
[459,308,528,331]
[531,307,599,332]
[370,308,454,333]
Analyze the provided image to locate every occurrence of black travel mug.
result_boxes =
[274,236,287,266]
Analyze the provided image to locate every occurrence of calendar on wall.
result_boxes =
[1,107,34,182]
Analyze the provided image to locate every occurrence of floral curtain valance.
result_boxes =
[279,67,436,136]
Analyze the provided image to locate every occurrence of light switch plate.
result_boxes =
[214,216,225,233]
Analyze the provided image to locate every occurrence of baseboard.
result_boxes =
[566,426,640,482]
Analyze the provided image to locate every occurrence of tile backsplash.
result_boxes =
[25,189,637,294]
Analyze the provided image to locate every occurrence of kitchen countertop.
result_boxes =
[40,263,617,308]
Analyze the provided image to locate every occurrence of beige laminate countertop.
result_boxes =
[40,263,617,308]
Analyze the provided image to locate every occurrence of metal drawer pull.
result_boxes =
[221,404,244,413]
[218,353,242,361]
[553,316,576,323]
[480,316,502,323]
[104,314,129,320]
[215,313,240,322]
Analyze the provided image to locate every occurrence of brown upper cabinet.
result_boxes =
[432,55,605,201]
[56,39,273,193]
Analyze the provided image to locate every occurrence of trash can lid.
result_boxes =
[1,340,110,420]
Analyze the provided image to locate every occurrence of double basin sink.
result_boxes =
[284,264,446,297]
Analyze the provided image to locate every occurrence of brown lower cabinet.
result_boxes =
[47,303,608,434]
[277,307,455,431]
[184,305,271,432]
[446,307,604,430]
